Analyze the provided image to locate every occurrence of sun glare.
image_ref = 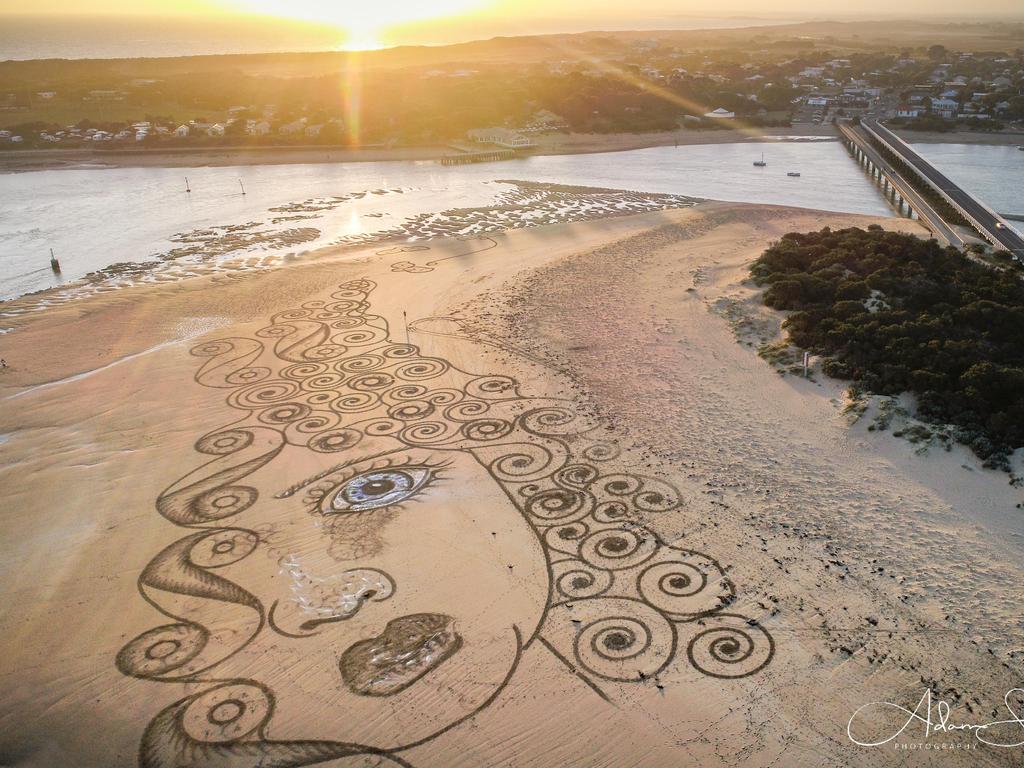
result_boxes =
[225,0,493,49]
[340,24,382,52]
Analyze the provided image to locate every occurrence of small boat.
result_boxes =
[753,152,767,167]
[787,171,801,177]
[49,248,61,273]
[1018,145,1024,151]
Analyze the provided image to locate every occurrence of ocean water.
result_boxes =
[0,15,791,60]
[0,140,895,301]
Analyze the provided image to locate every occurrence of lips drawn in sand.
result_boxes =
[340,613,462,697]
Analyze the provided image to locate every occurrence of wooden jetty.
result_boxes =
[439,148,519,166]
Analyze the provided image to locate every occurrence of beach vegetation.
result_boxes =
[752,226,1024,468]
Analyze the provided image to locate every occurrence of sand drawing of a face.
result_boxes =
[117,279,774,767]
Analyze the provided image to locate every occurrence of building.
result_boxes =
[930,97,959,118]
[525,110,567,132]
[279,119,308,136]
[896,104,924,118]
[247,120,271,136]
[84,90,125,102]
[960,102,991,119]
[173,124,190,138]
[467,127,534,148]
[703,107,735,119]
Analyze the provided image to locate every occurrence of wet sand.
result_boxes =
[1,202,1022,767]
[0,182,701,320]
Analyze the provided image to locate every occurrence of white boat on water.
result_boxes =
[787,171,801,177]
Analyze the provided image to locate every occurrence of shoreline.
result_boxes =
[0,126,838,172]
[3,124,1020,175]
[0,181,705,311]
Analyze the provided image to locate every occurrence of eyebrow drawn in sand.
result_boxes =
[274,448,400,498]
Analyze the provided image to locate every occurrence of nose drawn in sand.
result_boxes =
[268,558,396,636]
[116,278,774,767]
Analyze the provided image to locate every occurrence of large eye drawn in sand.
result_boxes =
[118,278,774,767]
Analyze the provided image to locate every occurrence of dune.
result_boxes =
[0,202,1020,767]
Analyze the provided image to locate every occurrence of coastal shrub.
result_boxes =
[751,226,1024,464]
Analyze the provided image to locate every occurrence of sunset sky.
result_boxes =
[2,0,1022,51]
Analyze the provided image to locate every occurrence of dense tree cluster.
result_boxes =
[752,226,1024,465]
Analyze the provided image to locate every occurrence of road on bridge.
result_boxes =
[863,119,1024,260]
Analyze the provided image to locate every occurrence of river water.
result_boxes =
[909,143,1024,217]
[0,139,1016,302]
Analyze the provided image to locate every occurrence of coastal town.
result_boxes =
[2,27,1023,150]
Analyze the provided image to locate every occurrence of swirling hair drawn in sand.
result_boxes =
[117,278,774,767]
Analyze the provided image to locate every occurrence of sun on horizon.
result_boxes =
[221,0,495,49]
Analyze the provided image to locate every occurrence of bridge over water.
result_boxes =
[839,119,1024,261]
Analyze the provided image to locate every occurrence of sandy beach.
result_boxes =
[0,127,838,173]
[1,201,1022,767]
